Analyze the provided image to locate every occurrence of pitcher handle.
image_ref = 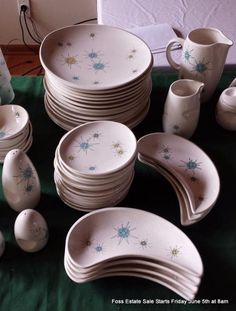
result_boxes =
[166,38,185,70]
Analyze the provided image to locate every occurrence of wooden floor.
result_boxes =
[3,45,43,76]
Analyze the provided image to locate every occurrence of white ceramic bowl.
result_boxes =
[0,105,29,141]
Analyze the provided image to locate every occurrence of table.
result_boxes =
[0,72,236,311]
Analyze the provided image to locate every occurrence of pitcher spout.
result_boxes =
[217,30,233,47]
[193,81,205,95]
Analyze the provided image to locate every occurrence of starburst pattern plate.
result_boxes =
[54,121,137,211]
[40,24,152,91]
[40,25,152,131]
[58,120,137,175]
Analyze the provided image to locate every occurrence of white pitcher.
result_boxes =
[163,79,204,139]
[166,28,233,102]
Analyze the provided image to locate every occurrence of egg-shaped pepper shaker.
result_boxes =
[2,149,41,212]
[14,209,49,252]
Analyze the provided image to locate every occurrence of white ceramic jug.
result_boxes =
[166,28,233,102]
[163,79,204,139]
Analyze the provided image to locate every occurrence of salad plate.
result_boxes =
[54,169,134,199]
[58,121,137,176]
[54,121,136,211]
[55,147,135,182]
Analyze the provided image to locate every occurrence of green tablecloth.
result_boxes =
[0,72,236,311]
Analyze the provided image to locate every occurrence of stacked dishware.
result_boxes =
[54,121,137,211]
[64,207,203,300]
[216,86,236,130]
[0,105,33,163]
[39,24,153,131]
[137,133,220,226]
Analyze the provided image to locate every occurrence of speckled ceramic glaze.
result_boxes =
[2,149,41,212]
[14,209,48,252]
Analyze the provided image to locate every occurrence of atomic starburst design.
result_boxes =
[135,238,151,250]
[73,136,99,154]
[85,49,103,60]
[60,53,79,69]
[112,222,137,245]
[168,245,182,260]
[94,243,104,254]
[179,158,202,174]
[90,60,108,73]
[0,130,6,139]
[191,57,211,76]
[14,165,35,194]
[182,47,193,63]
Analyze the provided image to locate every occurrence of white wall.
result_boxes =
[0,0,97,45]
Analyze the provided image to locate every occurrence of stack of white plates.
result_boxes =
[137,133,220,226]
[54,121,137,211]
[0,105,33,163]
[64,207,203,300]
[39,24,153,131]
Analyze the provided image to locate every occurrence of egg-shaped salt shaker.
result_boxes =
[14,209,48,252]
[0,231,5,257]
[2,149,41,212]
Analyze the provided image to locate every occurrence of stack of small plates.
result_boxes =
[54,121,137,211]
[39,24,153,131]
[64,207,203,300]
[137,133,220,226]
[0,105,33,163]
